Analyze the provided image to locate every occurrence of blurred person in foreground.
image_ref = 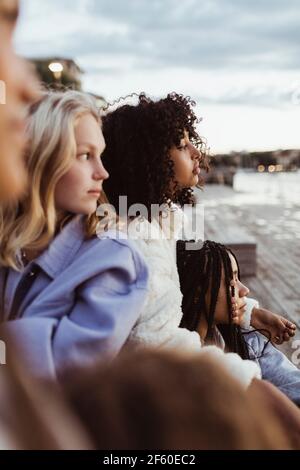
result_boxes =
[0,0,91,449]
[0,0,37,200]
[64,349,298,450]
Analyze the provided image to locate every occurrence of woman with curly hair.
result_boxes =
[103,93,206,214]
[102,92,295,389]
[101,93,264,390]
[102,92,295,343]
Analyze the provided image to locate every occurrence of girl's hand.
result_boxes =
[251,307,296,344]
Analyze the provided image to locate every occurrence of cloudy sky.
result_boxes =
[15,0,300,153]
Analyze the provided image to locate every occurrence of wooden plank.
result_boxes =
[195,184,300,363]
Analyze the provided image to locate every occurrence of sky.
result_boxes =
[15,0,300,153]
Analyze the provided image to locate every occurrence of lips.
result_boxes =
[88,190,101,196]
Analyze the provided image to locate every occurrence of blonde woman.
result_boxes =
[0,90,149,381]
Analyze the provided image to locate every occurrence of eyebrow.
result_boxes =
[77,143,106,154]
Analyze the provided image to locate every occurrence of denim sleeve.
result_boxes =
[245,331,300,405]
[1,241,149,381]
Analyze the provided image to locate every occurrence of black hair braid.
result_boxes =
[178,240,207,332]
[207,242,224,339]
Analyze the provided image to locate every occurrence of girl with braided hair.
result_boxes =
[177,240,250,358]
[177,239,300,405]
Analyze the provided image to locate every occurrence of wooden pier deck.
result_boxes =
[195,185,300,361]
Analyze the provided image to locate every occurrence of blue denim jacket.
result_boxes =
[245,330,300,405]
[0,216,149,380]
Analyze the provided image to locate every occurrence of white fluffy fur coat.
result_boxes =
[125,207,261,388]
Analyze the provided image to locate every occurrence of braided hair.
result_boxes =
[177,240,250,359]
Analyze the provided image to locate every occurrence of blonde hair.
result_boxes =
[0,90,103,270]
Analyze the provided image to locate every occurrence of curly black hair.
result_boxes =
[102,93,208,219]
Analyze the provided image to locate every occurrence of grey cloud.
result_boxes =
[25,0,300,70]
[194,87,298,109]
[18,0,300,107]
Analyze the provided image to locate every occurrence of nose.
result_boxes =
[190,144,201,161]
[237,280,249,298]
[93,160,109,181]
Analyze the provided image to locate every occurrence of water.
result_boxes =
[233,170,300,346]
[199,170,300,243]
[199,171,300,342]
[233,170,300,206]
